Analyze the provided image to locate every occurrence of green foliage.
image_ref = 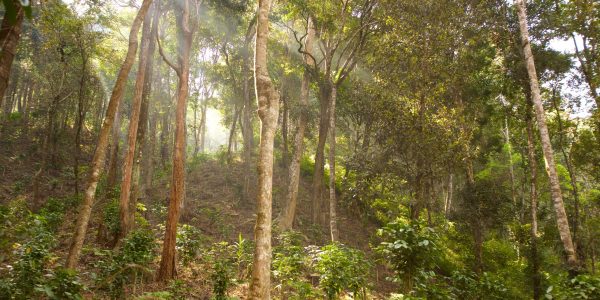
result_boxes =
[206,242,236,300]
[94,229,156,299]
[299,155,315,178]
[103,198,121,236]
[176,224,206,265]
[233,233,253,280]
[272,231,315,299]
[546,274,600,300]
[375,220,439,287]
[7,234,57,299]
[308,243,371,299]
[35,268,85,300]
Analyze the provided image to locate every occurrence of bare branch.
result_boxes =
[156,33,181,76]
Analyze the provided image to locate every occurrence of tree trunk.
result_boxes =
[328,85,339,242]
[118,6,153,241]
[249,0,279,298]
[74,42,88,197]
[278,17,314,231]
[157,0,194,280]
[227,104,241,162]
[516,0,578,272]
[200,96,207,153]
[312,80,332,224]
[0,1,24,109]
[526,109,541,300]
[65,0,153,269]
[106,106,122,192]
[129,0,159,234]
[551,87,586,267]
[504,118,517,208]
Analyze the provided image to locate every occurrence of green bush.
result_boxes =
[308,243,370,299]
[546,274,600,300]
[375,220,439,291]
[233,234,253,280]
[273,231,315,299]
[176,224,206,265]
[103,199,120,236]
[206,242,236,300]
[95,229,156,299]
[35,267,85,300]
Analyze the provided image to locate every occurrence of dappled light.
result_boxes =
[0,0,599,299]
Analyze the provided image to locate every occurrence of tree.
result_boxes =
[515,0,578,272]
[157,0,197,281]
[249,0,280,298]
[278,16,315,231]
[0,0,24,109]
[65,0,153,269]
[117,1,155,241]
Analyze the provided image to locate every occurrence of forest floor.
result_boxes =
[0,126,395,299]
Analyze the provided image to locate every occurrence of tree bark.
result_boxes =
[117,6,154,241]
[278,17,314,231]
[65,0,153,269]
[74,34,89,197]
[130,0,159,233]
[312,80,332,224]
[249,0,279,298]
[516,0,578,272]
[328,85,339,242]
[0,1,24,109]
[526,108,541,300]
[157,0,194,281]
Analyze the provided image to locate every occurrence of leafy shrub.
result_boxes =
[375,220,439,292]
[206,242,236,300]
[272,231,315,299]
[38,195,80,232]
[103,199,120,236]
[95,229,156,299]
[308,243,370,299]
[176,224,206,265]
[35,267,85,300]
[546,274,600,300]
[233,234,253,280]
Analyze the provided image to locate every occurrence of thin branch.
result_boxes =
[156,33,181,76]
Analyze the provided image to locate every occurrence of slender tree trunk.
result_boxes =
[74,46,88,197]
[278,17,314,231]
[227,104,241,162]
[157,0,194,280]
[200,97,207,153]
[516,0,578,272]
[106,106,122,192]
[65,0,153,269]
[118,7,153,241]
[526,109,541,300]
[444,174,453,218]
[312,81,332,224]
[0,1,24,109]
[504,118,517,208]
[241,27,255,163]
[249,0,279,298]
[328,86,339,242]
[129,0,159,233]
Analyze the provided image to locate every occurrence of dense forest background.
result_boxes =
[0,0,599,299]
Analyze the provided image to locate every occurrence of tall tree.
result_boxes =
[526,107,541,300]
[157,0,196,281]
[515,0,578,272]
[0,0,24,109]
[117,1,154,241]
[278,17,315,231]
[65,0,153,269]
[249,0,280,298]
